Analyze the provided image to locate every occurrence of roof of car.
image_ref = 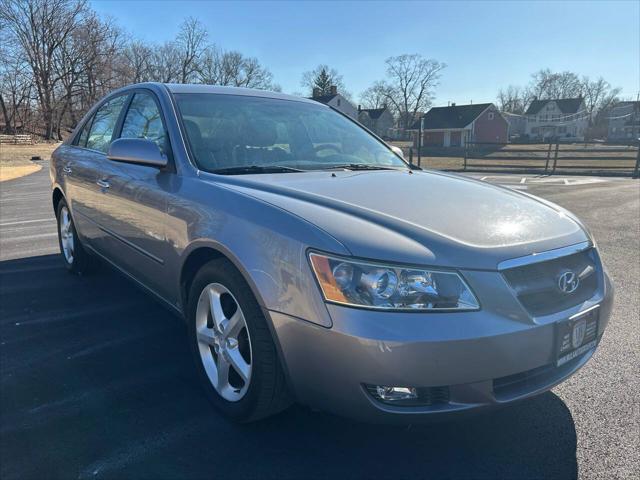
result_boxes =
[159,83,316,104]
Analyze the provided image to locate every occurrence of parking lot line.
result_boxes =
[0,218,52,227]
[0,232,57,242]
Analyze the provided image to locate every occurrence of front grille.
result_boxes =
[502,248,599,316]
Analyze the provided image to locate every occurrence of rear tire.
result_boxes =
[187,258,291,422]
[56,199,94,274]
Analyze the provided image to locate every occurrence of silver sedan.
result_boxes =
[50,83,613,422]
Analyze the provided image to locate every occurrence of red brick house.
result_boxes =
[410,103,509,147]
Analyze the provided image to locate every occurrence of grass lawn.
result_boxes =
[0,143,59,182]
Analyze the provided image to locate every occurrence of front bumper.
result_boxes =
[268,271,613,423]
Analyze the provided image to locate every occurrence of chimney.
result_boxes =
[312,87,321,98]
[358,104,362,112]
[451,102,456,107]
[329,85,337,95]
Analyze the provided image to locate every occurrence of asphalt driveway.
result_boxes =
[1,165,638,479]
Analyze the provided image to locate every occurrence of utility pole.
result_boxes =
[417,116,424,167]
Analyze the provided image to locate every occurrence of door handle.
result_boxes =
[96,179,110,189]
[62,166,72,175]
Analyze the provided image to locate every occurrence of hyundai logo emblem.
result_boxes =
[558,270,579,294]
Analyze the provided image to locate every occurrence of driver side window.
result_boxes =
[120,92,168,154]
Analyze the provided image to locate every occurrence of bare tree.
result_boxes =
[581,76,621,125]
[118,40,154,84]
[1,0,87,139]
[359,81,390,109]
[378,54,446,130]
[151,42,182,83]
[529,69,583,100]
[0,1,283,138]
[175,17,208,83]
[496,85,533,114]
[0,26,33,134]
[301,65,349,97]
[197,47,278,90]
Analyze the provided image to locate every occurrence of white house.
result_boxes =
[309,86,357,119]
[607,101,640,142]
[524,97,588,141]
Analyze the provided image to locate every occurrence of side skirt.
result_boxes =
[85,244,185,321]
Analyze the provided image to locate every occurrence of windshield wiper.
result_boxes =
[320,164,400,171]
[211,165,304,175]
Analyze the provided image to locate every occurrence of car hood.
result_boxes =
[209,169,589,270]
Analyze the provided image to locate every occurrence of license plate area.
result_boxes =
[556,308,599,367]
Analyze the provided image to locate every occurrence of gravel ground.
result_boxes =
[0,165,638,479]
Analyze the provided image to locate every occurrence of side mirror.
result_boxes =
[390,145,404,159]
[107,138,168,168]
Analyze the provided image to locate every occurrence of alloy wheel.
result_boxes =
[195,283,253,401]
[59,206,75,264]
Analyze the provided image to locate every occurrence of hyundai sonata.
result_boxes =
[50,83,613,422]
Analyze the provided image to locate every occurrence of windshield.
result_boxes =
[174,93,406,173]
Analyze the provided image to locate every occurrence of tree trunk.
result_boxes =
[0,94,12,134]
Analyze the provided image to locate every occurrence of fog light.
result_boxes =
[374,385,418,402]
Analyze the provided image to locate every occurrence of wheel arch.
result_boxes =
[178,240,268,318]
[178,241,297,397]
[52,187,64,214]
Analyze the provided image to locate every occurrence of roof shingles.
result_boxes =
[525,98,584,115]
[411,103,492,130]
[309,94,338,104]
[359,108,387,120]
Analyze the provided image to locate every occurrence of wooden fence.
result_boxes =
[0,134,34,145]
[460,142,640,178]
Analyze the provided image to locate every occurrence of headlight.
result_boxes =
[309,252,480,311]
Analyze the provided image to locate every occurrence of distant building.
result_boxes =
[309,86,357,119]
[409,103,508,147]
[357,106,395,139]
[502,112,526,138]
[607,101,640,142]
[524,97,587,141]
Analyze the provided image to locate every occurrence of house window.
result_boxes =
[488,112,494,120]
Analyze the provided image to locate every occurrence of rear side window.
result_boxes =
[120,93,168,154]
[85,95,128,153]
[75,116,93,147]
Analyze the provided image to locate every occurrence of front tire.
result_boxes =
[187,258,291,422]
[56,199,93,274]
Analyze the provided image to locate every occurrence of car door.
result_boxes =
[96,90,173,299]
[63,94,130,250]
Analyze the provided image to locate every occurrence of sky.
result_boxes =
[91,0,640,107]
